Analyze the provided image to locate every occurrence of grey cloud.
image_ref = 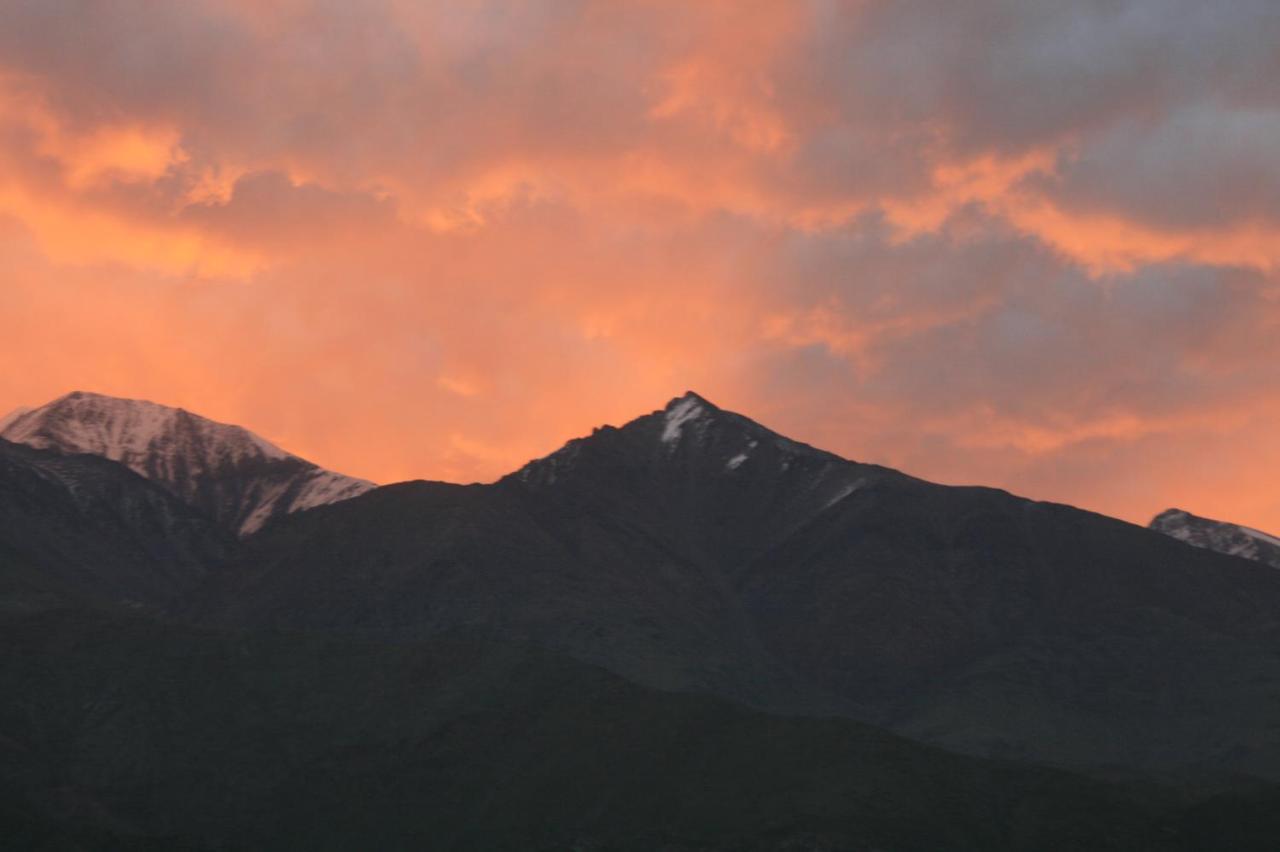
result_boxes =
[819,0,1280,152]
[1034,103,1280,229]
[5,1,1279,234]
[750,209,1280,424]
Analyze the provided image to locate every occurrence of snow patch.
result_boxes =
[824,478,866,509]
[1241,525,1280,549]
[723,439,759,470]
[662,397,705,444]
[290,470,376,513]
[1227,539,1260,558]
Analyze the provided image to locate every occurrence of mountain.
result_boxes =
[202,392,1280,782]
[1150,508,1280,569]
[204,393,898,709]
[0,391,374,536]
[10,389,1280,846]
[5,607,1272,852]
[0,438,232,610]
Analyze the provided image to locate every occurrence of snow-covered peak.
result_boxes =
[1,391,375,535]
[1,391,289,467]
[1149,507,1280,569]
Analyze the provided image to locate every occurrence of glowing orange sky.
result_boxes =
[2,1,1279,531]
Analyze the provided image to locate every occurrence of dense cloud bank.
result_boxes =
[0,0,1276,528]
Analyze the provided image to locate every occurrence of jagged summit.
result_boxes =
[668,389,715,407]
[504,391,877,569]
[509,390,842,486]
[1149,507,1280,568]
[664,390,718,411]
[661,391,717,444]
[0,391,374,536]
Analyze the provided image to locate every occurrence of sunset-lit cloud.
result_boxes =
[1,0,1278,531]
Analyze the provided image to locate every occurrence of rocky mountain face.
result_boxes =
[0,438,233,610]
[6,390,1280,849]
[202,392,1280,781]
[1150,507,1280,569]
[5,608,1211,852]
[0,391,374,536]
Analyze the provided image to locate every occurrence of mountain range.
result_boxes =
[3,389,1280,850]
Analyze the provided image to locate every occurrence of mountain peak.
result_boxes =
[1152,507,1187,521]
[2,390,290,464]
[661,392,718,445]
[509,389,865,504]
[1,390,374,535]
[664,389,718,409]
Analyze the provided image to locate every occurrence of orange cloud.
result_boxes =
[1005,200,1280,274]
[1,0,1279,535]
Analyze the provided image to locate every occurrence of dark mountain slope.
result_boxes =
[744,474,1280,775]
[210,478,802,706]
[206,395,906,709]
[206,393,1280,780]
[0,439,233,610]
[1,606,1261,852]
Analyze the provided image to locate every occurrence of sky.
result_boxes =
[1,0,1279,531]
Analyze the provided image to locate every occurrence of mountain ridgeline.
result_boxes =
[1149,507,1280,569]
[3,389,1280,850]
